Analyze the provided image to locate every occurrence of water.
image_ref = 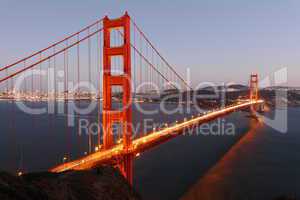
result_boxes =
[134,108,300,200]
[134,110,251,200]
[0,100,199,172]
[181,107,300,200]
[0,101,299,200]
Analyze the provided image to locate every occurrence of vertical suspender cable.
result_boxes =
[96,23,101,147]
[39,53,42,97]
[64,41,67,99]
[88,28,92,153]
[76,34,82,155]
[31,64,34,96]
[88,28,92,98]
[139,30,143,135]
[77,34,80,97]
[133,23,137,138]
[97,23,101,99]
[5,68,8,93]
[23,61,26,95]
[53,46,56,99]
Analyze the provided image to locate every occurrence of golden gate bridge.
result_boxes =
[0,12,263,185]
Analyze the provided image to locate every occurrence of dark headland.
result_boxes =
[0,166,141,200]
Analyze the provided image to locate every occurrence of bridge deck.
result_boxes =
[50,100,263,173]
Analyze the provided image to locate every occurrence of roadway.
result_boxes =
[50,100,263,173]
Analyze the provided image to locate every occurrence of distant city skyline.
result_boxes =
[0,0,299,86]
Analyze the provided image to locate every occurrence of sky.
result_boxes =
[0,0,299,87]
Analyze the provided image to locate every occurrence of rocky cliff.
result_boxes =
[0,166,141,200]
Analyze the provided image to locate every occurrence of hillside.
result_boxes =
[0,166,141,200]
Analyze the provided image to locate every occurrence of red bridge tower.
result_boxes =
[103,12,133,184]
[250,73,259,112]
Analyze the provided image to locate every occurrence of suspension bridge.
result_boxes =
[0,12,263,185]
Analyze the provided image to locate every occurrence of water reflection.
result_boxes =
[181,119,263,200]
[0,100,199,173]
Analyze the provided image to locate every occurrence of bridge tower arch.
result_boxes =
[103,12,133,184]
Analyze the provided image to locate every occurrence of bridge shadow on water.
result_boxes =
[133,111,257,200]
[180,118,262,200]
[179,108,300,200]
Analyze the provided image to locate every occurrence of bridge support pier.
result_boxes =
[119,154,133,184]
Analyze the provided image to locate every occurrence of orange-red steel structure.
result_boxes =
[50,100,264,174]
[250,73,259,112]
[0,11,265,187]
[103,12,133,184]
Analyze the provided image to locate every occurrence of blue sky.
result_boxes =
[0,0,299,86]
